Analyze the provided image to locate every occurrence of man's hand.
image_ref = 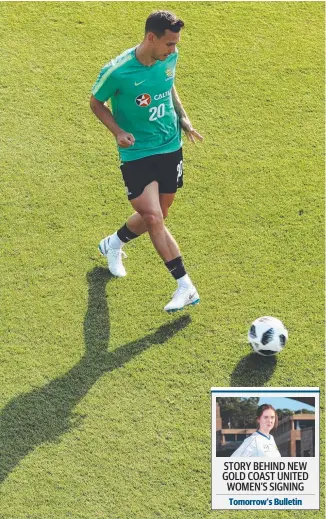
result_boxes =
[180,116,203,144]
[116,130,135,148]
[90,96,135,147]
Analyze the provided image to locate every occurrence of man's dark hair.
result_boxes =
[145,11,184,38]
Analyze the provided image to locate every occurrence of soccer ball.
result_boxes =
[248,316,288,356]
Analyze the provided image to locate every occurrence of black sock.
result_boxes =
[165,256,186,280]
[117,224,139,243]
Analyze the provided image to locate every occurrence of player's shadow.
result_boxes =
[0,266,191,484]
[230,353,277,387]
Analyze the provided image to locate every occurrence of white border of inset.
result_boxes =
[211,387,320,510]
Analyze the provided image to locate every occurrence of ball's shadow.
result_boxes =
[230,352,277,387]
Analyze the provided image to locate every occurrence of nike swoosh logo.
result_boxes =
[189,292,196,300]
[134,80,146,86]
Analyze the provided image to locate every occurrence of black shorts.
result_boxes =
[120,148,183,200]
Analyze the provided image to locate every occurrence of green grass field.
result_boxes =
[0,1,324,518]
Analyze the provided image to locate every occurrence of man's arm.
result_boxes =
[171,86,203,144]
[90,96,135,148]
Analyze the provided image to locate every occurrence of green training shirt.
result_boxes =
[92,47,182,162]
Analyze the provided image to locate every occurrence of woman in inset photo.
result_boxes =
[231,404,281,457]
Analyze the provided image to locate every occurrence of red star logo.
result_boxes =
[135,93,151,107]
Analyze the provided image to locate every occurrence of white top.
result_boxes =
[230,431,281,457]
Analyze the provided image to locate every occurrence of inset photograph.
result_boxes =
[211,388,319,510]
[215,396,315,457]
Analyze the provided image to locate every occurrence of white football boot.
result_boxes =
[164,285,200,313]
[98,236,127,277]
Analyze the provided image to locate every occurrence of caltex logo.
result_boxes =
[135,93,151,107]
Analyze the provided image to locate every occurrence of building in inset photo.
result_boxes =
[274,413,315,457]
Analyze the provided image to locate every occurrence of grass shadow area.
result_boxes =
[230,353,277,387]
[0,267,190,484]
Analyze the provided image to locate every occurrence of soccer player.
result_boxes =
[90,11,203,312]
[231,404,281,457]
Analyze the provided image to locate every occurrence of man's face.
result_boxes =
[149,29,180,61]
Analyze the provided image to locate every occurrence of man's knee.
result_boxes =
[142,210,163,230]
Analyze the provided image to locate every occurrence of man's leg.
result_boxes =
[98,193,176,276]
[130,182,178,262]
[126,192,176,235]
[130,182,199,311]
